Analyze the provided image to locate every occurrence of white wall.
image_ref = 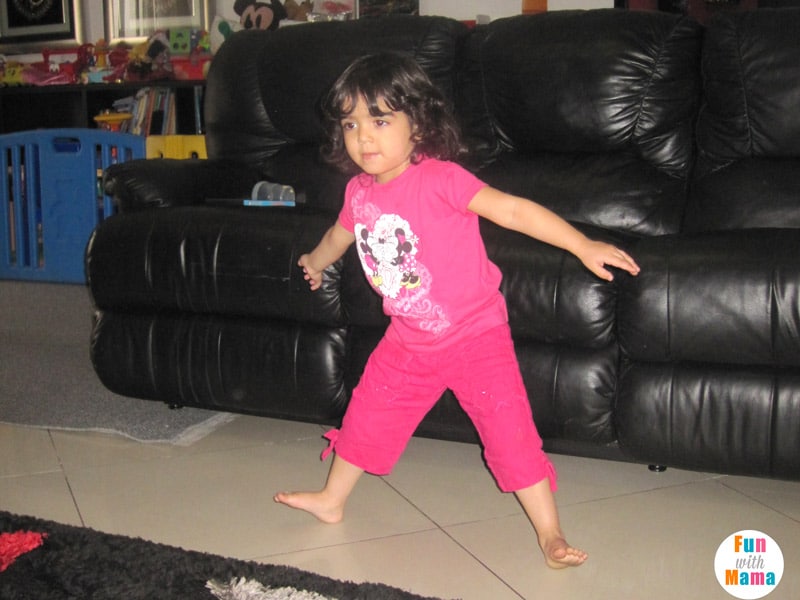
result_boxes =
[419,0,614,21]
[419,0,520,20]
[553,0,614,9]
[78,0,617,45]
[84,4,105,43]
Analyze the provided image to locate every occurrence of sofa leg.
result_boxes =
[168,403,183,410]
[648,464,667,473]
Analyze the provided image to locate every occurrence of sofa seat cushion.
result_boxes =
[617,360,800,479]
[91,311,349,420]
[618,229,800,367]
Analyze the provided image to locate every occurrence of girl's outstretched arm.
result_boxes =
[468,186,640,281]
[298,220,356,290]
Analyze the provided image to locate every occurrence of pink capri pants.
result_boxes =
[322,324,557,493]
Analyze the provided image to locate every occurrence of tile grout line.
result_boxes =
[718,478,800,525]
[379,476,526,600]
[47,429,85,527]
[554,474,730,510]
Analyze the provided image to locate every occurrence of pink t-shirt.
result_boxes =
[338,158,508,351]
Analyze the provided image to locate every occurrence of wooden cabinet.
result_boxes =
[0,81,205,135]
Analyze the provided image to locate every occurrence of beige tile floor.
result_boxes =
[2,415,799,600]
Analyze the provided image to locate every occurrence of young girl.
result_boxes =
[275,53,640,568]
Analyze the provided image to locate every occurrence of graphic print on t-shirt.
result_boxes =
[354,212,450,334]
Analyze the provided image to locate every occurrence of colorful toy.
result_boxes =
[125,32,174,81]
[169,28,193,55]
[94,110,134,132]
[233,0,288,30]
[94,39,110,68]
[284,0,314,20]
[0,58,25,86]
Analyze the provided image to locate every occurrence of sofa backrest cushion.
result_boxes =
[686,8,800,232]
[457,10,702,178]
[457,10,701,236]
[696,8,800,166]
[204,16,468,166]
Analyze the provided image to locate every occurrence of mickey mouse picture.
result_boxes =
[356,215,423,300]
[233,0,288,31]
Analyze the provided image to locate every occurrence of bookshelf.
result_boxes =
[0,81,205,135]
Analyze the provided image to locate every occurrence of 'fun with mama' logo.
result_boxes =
[715,530,784,599]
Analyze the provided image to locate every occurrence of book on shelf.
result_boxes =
[119,86,179,136]
[193,86,204,135]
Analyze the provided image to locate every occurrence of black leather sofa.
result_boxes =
[86,8,800,481]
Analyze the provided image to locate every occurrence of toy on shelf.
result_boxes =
[94,39,110,68]
[210,0,298,54]
[0,56,25,86]
[122,30,211,82]
[84,38,117,83]
[16,45,94,86]
[234,0,288,30]
[94,110,134,132]
[0,28,212,87]
[309,0,354,21]
[125,32,174,81]
[284,0,313,21]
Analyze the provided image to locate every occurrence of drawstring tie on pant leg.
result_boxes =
[321,429,340,461]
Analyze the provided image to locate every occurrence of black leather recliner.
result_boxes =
[87,9,800,481]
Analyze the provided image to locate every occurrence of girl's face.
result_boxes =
[340,96,416,184]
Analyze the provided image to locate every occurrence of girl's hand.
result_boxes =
[298,254,325,291]
[575,240,640,281]
[296,221,356,292]
[468,189,640,282]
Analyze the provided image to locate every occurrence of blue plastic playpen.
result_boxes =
[1,129,145,283]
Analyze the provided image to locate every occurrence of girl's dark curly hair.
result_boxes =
[320,52,466,174]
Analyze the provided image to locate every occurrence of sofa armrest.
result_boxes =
[104,159,262,212]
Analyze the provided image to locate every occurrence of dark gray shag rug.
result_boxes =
[0,281,236,444]
[0,511,446,600]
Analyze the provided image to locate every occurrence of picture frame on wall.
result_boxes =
[104,0,210,44]
[309,0,419,20]
[359,0,418,18]
[0,0,78,44]
[614,0,759,24]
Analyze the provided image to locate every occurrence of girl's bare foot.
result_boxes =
[274,455,363,524]
[273,491,344,524]
[514,477,587,569]
[540,534,588,569]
